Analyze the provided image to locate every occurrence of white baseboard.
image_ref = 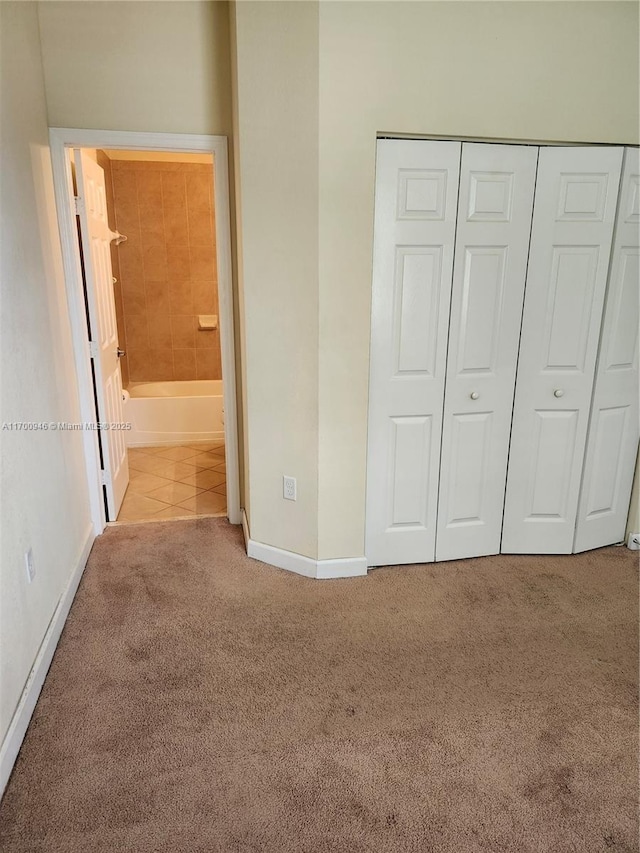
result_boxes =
[315,557,368,579]
[246,536,318,578]
[241,510,367,580]
[0,527,95,798]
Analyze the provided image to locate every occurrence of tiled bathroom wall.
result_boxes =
[97,150,129,387]
[107,158,221,383]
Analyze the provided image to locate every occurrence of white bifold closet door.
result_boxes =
[501,146,624,554]
[435,143,537,561]
[574,147,640,551]
[366,140,461,566]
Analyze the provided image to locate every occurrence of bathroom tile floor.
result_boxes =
[116,441,227,523]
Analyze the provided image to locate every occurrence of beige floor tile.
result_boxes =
[118,442,224,523]
[153,506,196,520]
[141,444,183,453]
[127,447,146,457]
[128,472,175,494]
[179,469,226,489]
[146,481,205,504]
[212,462,226,473]
[118,492,171,521]
[153,446,202,461]
[138,445,193,457]
[127,447,157,461]
[186,441,224,452]
[128,454,179,476]
[188,451,221,469]
[156,460,205,480]
[177,491,227,515]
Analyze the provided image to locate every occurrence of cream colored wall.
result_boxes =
[316,0,640,558]
[232,1,319,558]
[34,0,639,564]
[229,3,250,524]
[0,3,92,748]
[37,0,248,509]
[37,1,232,135]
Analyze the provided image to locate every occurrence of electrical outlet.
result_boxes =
[283,475,297,501]
[25,548,35,583]
[627,533,640,551]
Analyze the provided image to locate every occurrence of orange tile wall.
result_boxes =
[97,150,129,387]
[108,159,221,383]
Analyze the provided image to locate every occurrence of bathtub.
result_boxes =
[123,380,224,447]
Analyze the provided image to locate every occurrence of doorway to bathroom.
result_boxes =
[50,130,240,534]
[96,148,228,522]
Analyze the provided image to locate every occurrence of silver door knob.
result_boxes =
[117,348,126,358]
[470,391,479,400]
[553,389,564,398]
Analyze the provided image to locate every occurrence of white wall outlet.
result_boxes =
[25,548,35,583]
[283,475,297,501]
[627,533,640,551]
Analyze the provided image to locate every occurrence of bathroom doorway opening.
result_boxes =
[50,130,240,533]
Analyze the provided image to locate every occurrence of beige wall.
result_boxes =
[232,1,320,558]
[316,0,640,558]
[108,158,221,384]
[230,0,639,561]
[31,0,640,565]
[229,4,250,523]
[0,3,92,748]
[37,1,232,135]
[38,0,246,504]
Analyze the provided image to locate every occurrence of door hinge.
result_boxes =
[74,196,83,215]
[88,341,98,358]
[100,470,107,486]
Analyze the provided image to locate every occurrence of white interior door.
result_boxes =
[74,149,129,520]
[436,143,538,561]
[574,147,640,551]
[366,139,461,566]
[502,146,623,554]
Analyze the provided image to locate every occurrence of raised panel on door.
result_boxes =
[575,147,640,552]
[75,150,129,520]
[502,146,623,554]
[436,143,537,562]
[366,139,461,566]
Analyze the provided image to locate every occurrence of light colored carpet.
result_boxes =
[0,518,637,852]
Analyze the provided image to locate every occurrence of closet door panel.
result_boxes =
[502,146,624,554]
[436,143,537,561]
[574,147,640,551]
[366,140,461,566]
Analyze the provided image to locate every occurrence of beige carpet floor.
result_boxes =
[0,518,637,852]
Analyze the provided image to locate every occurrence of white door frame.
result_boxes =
[49,127,241,532]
